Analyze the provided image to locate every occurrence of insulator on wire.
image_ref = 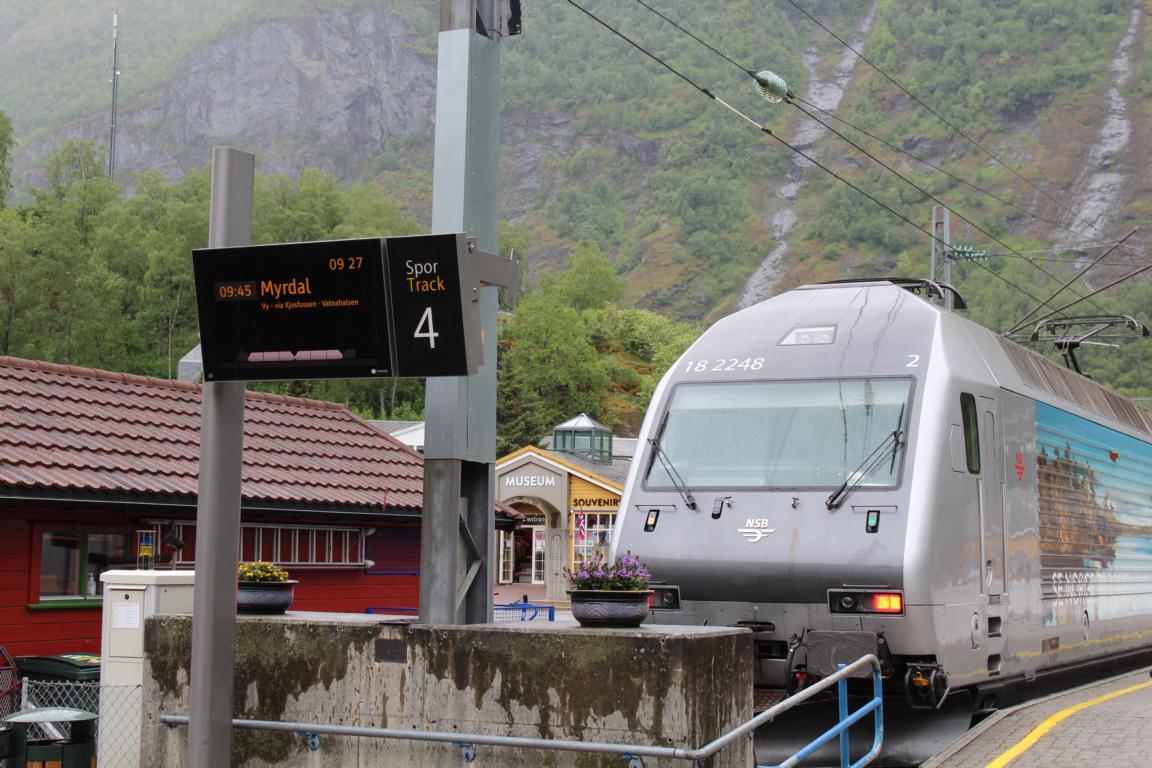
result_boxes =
[754,70,789,103]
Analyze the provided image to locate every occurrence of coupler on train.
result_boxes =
[770,629,951,711]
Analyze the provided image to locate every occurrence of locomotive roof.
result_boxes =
[775,279,1152,442]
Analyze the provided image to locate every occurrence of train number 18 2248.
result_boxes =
[684,357,765,373]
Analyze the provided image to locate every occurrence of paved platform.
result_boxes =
[923,667,1152,767]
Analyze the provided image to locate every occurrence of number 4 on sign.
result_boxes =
[415,307,438,348]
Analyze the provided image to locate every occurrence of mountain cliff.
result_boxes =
[4,0,1151,329]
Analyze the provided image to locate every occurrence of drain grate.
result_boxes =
[753,688,787,712]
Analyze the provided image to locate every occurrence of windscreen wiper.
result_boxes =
[648,427,698,511]
[889,403,906,474]
[825,422,905,510]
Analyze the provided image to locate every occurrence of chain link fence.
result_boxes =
[20,678,141,764]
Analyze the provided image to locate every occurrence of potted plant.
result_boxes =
[236,561,297,615]
[564,552,652,628]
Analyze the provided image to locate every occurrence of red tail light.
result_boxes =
[829,589,905,615]
[872,593,903,613]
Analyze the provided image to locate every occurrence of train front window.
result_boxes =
[645,378,912,489]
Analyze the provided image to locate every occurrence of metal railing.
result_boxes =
[759,657,884,768]
[365,603,556,622]
[162,654,882,766]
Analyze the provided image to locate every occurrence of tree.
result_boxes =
[0,109,12,206]
[539,243,623,312]
[497,292,609,454]
[0,209,29,354]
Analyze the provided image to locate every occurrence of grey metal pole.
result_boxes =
[421,0,501,624]
[941,209,952,309]
[930,205,939,284]
[187,147,254,768]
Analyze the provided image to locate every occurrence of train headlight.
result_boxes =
[779,325,837,346]
[651,585,681,610]
[839,595,856,611]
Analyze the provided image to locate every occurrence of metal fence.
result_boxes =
[493,602,555,622]
[365,603,556,622]
[19,678,142,765]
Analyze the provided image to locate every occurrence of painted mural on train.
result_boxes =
[1037,401,1152,626]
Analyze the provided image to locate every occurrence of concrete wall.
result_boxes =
[142,615,753,767]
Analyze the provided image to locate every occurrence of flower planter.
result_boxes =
[567,590,652,628]
[236,580,297,615]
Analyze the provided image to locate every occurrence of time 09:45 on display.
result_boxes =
[214,281,258,301]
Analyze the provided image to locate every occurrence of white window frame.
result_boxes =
[155,522,368,568]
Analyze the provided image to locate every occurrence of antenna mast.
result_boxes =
[108,12,120,181]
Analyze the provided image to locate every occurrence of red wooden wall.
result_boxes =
[1,511,104,658]
[0,506,421,659]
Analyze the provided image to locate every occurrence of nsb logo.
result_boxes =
[737,518,776,543]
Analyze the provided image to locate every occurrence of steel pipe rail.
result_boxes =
[161,654,883,765]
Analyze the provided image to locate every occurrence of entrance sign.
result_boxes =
[193,233,517,381]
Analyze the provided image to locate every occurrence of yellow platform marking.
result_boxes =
[985,678,1152,768]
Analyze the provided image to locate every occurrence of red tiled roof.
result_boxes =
[0,356,423,511]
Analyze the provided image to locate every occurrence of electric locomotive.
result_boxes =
[610,278,1152,715]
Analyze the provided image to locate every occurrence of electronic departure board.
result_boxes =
[193,238,392,381]
[192,234,498,382]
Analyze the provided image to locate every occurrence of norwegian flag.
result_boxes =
[576,511,587,541]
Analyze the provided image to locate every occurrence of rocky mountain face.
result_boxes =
[16,7,437,186]
[13,5,625,239]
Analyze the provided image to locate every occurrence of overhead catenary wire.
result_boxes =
[619,0,1119,315]
[634,0,1116,251]
[1005,228,1139,337]
[626,0,1119,313]
[560,0,1050,311]
[787,94,1132,249]
[784,95,1106,309]
[782,0,1079,222]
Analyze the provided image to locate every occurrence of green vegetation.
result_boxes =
[0,108,12,203]
[2,0,1151,433]
[497,244,699,453]
[0,140,698,445]
[0,139,424,414]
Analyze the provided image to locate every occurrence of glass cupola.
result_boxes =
[552,413,612,463]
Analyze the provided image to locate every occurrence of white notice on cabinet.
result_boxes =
[112,601,141,629]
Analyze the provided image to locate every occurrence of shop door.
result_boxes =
[532,528,546,584]
[513,527,546,584]
[498,531,514,584]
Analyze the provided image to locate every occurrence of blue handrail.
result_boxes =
[758,658,884,768]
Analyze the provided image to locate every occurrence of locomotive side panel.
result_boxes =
[998,388,1043,679]
[903,315,1009,688]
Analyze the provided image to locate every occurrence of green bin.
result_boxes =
[14,655,101,684]
[3,707,98,768]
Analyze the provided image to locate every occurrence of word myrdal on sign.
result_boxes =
[193,233,518,382]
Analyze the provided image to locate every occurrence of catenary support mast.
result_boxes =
[420,0,511,623]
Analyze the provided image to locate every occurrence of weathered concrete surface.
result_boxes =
[142,614,753,767]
